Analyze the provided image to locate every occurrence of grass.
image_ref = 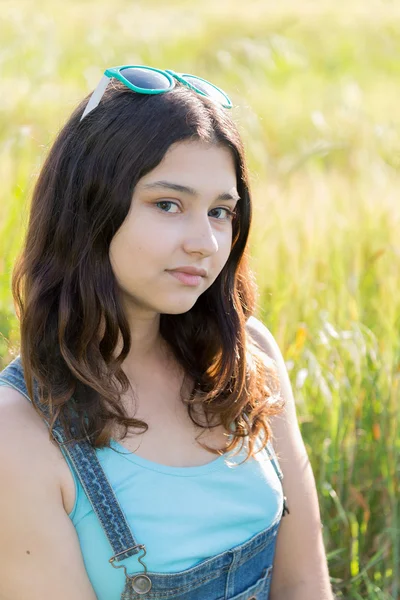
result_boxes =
[1,0,399,597]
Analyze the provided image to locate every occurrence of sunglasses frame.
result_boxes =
[80,65,232,122]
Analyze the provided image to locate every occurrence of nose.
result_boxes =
[182,216,219,256]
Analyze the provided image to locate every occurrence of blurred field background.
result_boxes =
[1,0,399,597]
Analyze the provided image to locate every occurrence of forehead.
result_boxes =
[137,140,237,192]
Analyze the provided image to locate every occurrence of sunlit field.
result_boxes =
[1,0,399,597]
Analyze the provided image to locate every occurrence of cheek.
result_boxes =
[109,220,170,275]
[218,234,233,262]
[111,218,145,252]
[209,237,232,279]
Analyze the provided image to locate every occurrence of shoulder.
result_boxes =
[0,384,65,487]
[245,316,303,459]
[245,315,279,360]
[246,315,300,442]
[245,316,287,385]
[0,383,48,439]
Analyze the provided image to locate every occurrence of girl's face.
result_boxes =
[109,139,239,317]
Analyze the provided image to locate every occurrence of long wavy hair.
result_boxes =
[11,77,285,464]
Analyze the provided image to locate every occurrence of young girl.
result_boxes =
[0,66,333,599]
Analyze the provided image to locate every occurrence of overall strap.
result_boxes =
[0,356,142,563]
[264,438,290,517]
[240,413,284,481]
[264,439,284,481]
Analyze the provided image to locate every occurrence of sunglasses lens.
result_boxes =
[120,67,172,91]
[183,76,229,105]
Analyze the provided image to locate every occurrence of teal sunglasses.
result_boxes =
[80,65,233,122]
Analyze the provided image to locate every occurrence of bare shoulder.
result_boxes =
[245,315,282,362]
[0,384,76,515]
[245,316,312,464]
[246,315,300,437]
[0,384,66,476]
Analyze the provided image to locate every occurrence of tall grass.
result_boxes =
[1,0,399,597]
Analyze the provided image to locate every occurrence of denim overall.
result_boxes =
[0,355,289,600]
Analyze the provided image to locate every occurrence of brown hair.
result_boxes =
[11,79,284,464]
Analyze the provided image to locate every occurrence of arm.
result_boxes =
[246,316,334,600]
[0,387,97,600]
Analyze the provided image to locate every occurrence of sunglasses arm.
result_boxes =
[80,74,111,122]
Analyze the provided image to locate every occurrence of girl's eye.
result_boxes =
[155,201,236,220]
[155,201,180,214]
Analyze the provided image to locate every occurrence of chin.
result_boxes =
[160,298,201,315]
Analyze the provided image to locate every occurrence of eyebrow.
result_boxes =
[141,180,240,203]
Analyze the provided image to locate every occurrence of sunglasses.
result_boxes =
[79,65,233,122]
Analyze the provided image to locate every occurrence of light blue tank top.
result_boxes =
[0,380,283,598]
[59,435,283,595]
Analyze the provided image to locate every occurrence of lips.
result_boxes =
[167,266,207,277]
[167,270,204,287]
